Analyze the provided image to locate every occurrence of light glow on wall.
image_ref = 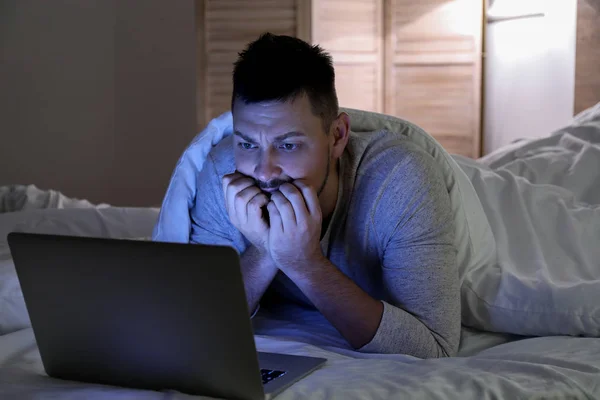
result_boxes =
[483,0,577,154]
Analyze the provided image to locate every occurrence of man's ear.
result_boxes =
[330,112,350,159]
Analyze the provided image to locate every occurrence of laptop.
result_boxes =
[7,232,326,400]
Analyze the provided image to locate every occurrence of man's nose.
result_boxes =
[254,149,282,182]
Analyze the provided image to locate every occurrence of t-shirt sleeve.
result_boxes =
[189,153,239,250]
[358,148,460,358]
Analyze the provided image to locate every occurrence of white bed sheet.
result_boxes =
[1,323,599,400]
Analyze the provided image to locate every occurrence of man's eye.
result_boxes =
[280,143,298,151]
[238,142,256,150]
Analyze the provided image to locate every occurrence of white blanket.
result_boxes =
[455,108,600,337]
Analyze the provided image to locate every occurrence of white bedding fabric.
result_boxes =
[455,116,600,337]
[1,325,599,400]
[0,184,110,213]
[1,103,600,399]
[0,206,159,334]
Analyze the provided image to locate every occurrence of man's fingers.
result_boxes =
[247,192,269,224]
[233,185,262,224]
[279,182,310,222]
[222,172,251,202]
[267,201,283,233]
[270,191,296,229]
[222,171,245,194]
[222,172,243,214]
[291,181,321,220]
[248,192,269,209]
[223,174,255,218]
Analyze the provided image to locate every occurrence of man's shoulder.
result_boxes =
[344,130,453,241]
[347,130,442,182]
[205,135,235,176]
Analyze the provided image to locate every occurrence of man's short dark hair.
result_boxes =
[232,32,339,132]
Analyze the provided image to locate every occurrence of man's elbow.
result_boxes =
[355,301,461,358]
[409,333,459,359]
[436,338,459,358]
[356,330,459,359]
[431,324,461,358]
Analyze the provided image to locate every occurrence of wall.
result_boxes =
[483,0,577,155]
[0,0,196,207]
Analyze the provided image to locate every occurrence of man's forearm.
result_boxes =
[239,245,279,315]
[286,255,384,349]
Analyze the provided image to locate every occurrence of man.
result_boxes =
[190,33,459,358]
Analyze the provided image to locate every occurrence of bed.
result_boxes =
[1,102,599,399]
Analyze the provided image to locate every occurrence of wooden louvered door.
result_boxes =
[384,0,484,157]
[196,0,311,130]
[196,0,483,157]
[311,0,384,113]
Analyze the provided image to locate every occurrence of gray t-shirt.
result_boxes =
[190,129,460,358]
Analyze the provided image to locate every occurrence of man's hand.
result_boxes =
[266,181,324,272]
[222,172,270,252]
[267,181,384,349]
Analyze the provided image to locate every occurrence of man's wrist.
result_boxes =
[248,243,278,272]
[285,253,330,286]
[296,250,328,271]
[251,242,269,258]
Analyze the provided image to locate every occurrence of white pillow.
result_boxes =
[0,207,159,335]
[0,255,29,335]
[0,184,111,213]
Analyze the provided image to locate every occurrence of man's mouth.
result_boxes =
[261,187,279,193]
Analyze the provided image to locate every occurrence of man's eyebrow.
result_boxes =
[274,131,306,141]
[234,131,257,143]
[234,130,306,142]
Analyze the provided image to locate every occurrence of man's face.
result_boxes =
[232,95,332,197]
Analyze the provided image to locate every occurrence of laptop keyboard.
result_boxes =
[261,368,287,384]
